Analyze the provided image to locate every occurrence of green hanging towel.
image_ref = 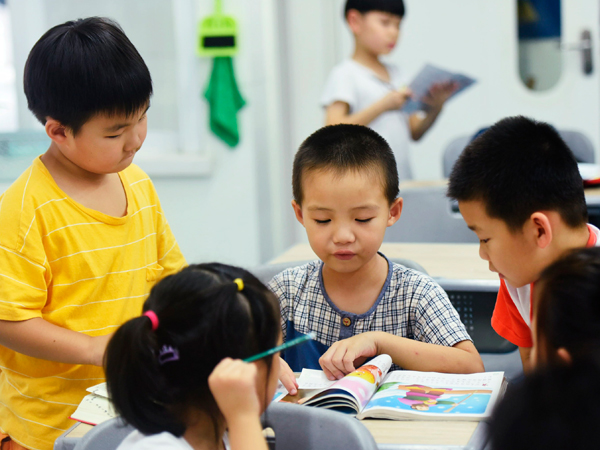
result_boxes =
[204,56,246,147]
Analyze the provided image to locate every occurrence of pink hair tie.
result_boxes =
[143,310,159,331]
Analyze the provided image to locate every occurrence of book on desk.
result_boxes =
[71,355,506,426]
[283,355,507,421]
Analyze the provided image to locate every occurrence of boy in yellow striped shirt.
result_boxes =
[0,18,186,450]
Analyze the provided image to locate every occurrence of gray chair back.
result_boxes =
[442,130,595,178]
[252,257,428,287]
[559,130,595,163]
[436,278,523,382]
[72,418,134,450]
[442,135,471,178]
[262,402,378,450]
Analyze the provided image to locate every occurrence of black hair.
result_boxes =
[447,116,587,231]
[344,0,405,18]
[535,246,600,366]
[292,124,399,205]
[105,263,281,439]
[24,17,152,135]
[489,361,600,450]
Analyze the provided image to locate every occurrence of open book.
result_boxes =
[283,355,506,421]
[401,64,476,114]
[70,383,116,426]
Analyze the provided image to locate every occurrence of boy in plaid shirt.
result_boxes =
[270,124,482,382]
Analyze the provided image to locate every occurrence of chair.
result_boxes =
[71,418,134,450]
[262,402,378,450]
[252,257,428,286]
[436,278,523,382]
[442,129,595,178]
[384,183,477,243]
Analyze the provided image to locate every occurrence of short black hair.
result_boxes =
[447,116,587,231]
[105,263,280,439]
[292,124,399,205]
[344,0,406,18]
[536,247,600,366]
[24,17,152,134]
[489,361,600,450]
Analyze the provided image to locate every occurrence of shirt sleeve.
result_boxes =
[268,272,289,342]
[0,243,48,321]
[320,64,357,111]
[413,278,472,347]
[491,280,533,348]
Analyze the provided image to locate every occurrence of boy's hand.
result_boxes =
[209,358,261,422]
[381,87,413,111]
[319,332,380,380]
[279,357,298,395]
[422,81,458,111]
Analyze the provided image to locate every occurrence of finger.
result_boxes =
[330,347,351,379]
[281,372,298,395]
[320,349,345,380]
[342,352,356,374]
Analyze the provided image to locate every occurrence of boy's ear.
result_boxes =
[291,200,305,226]
[529,212,553,249]
[387,197,403,227]
[45,118,70,144]
[346,9,363,33]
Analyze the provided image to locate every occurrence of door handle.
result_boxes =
[560,29,593,75]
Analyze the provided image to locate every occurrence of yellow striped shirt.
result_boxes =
[0,157,186,450]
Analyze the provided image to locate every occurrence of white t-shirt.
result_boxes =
[117,430,230,450]
[320,59,413,181]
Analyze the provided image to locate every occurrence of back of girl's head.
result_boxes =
[24,17,152,134]
[489,360,600,450]
[105,263,281,437]
[535,246,600,366]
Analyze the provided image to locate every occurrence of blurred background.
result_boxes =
[1,0,598,267]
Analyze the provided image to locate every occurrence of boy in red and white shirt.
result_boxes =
[447,116,599,371]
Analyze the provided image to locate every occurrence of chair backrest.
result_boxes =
[252,258,428,287]
[442,135,471,178]
[72,418,134,450]
[558,130,595,163]
[262,402,378,450]
[442,130,595,179]
[436,278,523,382]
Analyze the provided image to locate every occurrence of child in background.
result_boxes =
[106,263,281,450]
[269,124,483,381]
[322,0,457,180]
[0,18,185,450]
[447,116,599,372]
[531,246,600,367]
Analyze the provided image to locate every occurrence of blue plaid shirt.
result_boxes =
[268,253,472,372]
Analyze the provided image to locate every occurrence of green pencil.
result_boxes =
[243,332,315,363]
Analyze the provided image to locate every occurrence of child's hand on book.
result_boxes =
[209,358,261,421]
[422,81,458,111]
[319,332,380,380]
[279,357,298,395]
